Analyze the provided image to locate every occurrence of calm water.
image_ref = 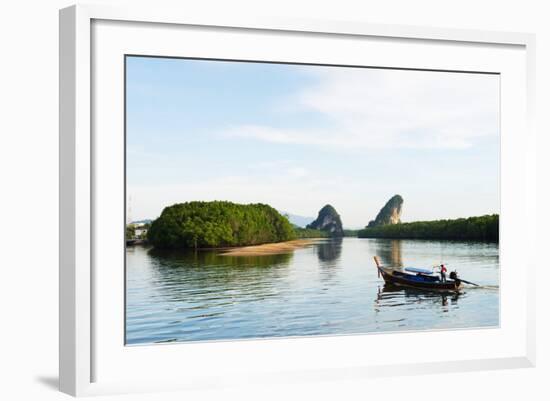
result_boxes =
[126,238,499,345]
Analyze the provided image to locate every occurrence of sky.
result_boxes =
[126,56,500,228]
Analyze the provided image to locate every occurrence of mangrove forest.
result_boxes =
[147,201,298,249]
[357,214,499,242]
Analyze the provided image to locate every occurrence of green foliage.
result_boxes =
[343,229,359,237]
[148,201,296,249]
[126,224,135,240]
[357,214,499,242]
[294,227,329,238]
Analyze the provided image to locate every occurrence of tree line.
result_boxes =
[357,214,499,242]
[147,201,297,249]
[143,201,499,249]
[293,227,328,239]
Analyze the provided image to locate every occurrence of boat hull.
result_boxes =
[378,266,462,292]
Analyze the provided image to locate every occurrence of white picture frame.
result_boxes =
[59,4,536,397]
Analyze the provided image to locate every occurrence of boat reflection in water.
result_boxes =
[126,237,498,344]
[372,239,461,311]
[375,283,460,311]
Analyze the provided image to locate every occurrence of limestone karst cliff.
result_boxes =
[368,195,403,227]
[306,204,344,237]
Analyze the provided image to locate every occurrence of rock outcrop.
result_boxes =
[368,195,403,227]
[306,205,344,237]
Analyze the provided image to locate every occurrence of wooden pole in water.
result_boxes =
[461,278,479,287]
[374,256,381,278]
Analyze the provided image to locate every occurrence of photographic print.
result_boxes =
[125,56,499,345]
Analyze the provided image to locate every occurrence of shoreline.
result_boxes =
[220,238,325,256]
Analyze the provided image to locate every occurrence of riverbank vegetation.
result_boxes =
[148,201,296,249]
[126,224,135,239]
[357,214,499,242]
[145,199,499,249]
[293,227,328,238]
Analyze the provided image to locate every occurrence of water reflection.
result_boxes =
[148,247,293,268]
[144,248,294,304]
[316,238,343,264]
[369,239,403,267]
[126,238,499,344]
[315,238,343,283]
[375,283,460,310]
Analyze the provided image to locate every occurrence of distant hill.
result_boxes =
[368,195,403,227]
[306,205,344,237]
[131,219,153,225]
[279,211,315,228]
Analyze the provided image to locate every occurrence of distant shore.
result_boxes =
[220,239,324,256]
[357,214,498,242]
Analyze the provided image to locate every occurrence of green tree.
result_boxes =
[126,224,136,240]
[357,214,499,242]
[148,201,297,249]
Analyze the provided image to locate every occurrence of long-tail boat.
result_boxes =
[373,256,463,292]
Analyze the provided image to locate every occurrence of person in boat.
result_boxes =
[439,264,447,282]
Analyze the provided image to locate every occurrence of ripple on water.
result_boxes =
[125,238,499,345]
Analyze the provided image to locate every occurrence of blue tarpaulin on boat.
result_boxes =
[404,267,433,275]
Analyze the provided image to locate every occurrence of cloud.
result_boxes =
[223,68,499,150]
[128,163,368,223]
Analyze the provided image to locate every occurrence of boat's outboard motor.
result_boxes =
[450,270,461,287]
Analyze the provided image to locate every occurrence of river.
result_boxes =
[126,238,499,345]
